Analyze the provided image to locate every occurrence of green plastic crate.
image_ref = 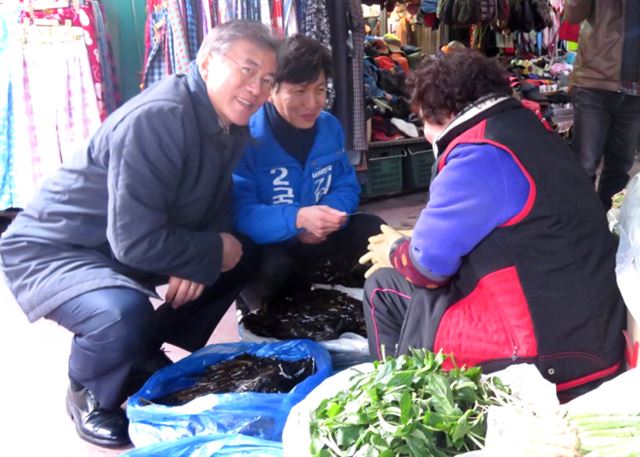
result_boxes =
[361,144,405,198]
[403,143,435,190]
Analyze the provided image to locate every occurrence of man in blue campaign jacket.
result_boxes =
[233,34,384,305]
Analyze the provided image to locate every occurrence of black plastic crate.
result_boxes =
[361,144,405,198]
[403,142,435,190]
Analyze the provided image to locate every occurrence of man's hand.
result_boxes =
[296,205,347,238]
[165,276,204,309]
[220,232,243,272]
[358,224,406,278]
[298,231,326,244]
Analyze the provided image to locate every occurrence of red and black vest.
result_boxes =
[398,98,626,394]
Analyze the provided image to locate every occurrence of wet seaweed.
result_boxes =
[153,353,315,406]
[241,289,367,341]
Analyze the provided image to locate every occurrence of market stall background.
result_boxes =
[1,0,640,455]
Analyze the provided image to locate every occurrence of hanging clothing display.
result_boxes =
[140,0,338,93]
[300,0,334,108]
[22,34,101,169]
[0,5,19,210]
[348,0,368,155]
[0,1,117,209]
[142,0,200,87]
[19,1,120,121]
[138,0,376,163]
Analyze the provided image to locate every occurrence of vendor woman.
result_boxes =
[360,48,626,401]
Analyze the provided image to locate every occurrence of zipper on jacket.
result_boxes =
[511,342,519,361]
[497,306,519,361]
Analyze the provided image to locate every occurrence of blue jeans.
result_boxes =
[572,86,640,209]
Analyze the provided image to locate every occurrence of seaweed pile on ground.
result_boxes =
[154,353,315,406]
[308,258,368,288]
[241,288,366,341]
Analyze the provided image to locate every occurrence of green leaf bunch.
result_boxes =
[309,349,507,457]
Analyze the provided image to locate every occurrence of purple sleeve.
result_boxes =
[409,143,530,279]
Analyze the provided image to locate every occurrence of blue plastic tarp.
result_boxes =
[126,340,332,448]
[122,433,283,457]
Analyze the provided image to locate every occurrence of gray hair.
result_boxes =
[196,20,280,66]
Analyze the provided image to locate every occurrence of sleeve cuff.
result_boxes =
[285,205,302,237]
[390,238,450,288]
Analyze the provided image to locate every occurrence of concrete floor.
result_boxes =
[0,191,428,457]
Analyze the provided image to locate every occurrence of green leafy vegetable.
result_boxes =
[309,349,507,457]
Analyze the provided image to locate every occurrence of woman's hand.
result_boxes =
[358,224,405,278]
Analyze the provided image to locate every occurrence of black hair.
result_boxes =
[408,48,512,125]
[275,34,333,85]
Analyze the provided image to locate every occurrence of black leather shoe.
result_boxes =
[65,384,131,448]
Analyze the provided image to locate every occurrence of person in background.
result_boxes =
[0,21,279,448]
[566,0,640,209]
[359,48,626,402]
[233,34,384,308]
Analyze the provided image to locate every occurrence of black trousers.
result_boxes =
[239,213,385,310]
[362,267,432,359]
[572,86,640,209]
[45,234,259,410]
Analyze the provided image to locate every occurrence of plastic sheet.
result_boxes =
[239,285,370,371]
[616,174,640,325]
[127,340,332,448]
[122,433,282,457]
[282,363,374,457]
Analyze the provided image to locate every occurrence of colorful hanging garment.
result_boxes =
[0,5,18,209]
[142,0,169,87]
[20,33,101,187]
[167,0,190,74]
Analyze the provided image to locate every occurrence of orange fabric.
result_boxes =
[390,53,410,73]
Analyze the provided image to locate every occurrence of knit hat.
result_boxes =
[383,33,403,53]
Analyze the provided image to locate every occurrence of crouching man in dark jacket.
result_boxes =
[0,21,279,448]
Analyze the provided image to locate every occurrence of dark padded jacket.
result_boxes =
[0,63,248,322]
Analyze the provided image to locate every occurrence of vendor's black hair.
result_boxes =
[275,34,333,85]
[408,48,512,125]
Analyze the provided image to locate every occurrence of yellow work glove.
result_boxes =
[358,224,407,279]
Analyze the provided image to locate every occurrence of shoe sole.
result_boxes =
[65,397,131,449]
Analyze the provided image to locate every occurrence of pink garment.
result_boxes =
[20,5,108,119]
[21,39,101,187]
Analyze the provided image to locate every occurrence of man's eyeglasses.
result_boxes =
[221,53,276,91]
